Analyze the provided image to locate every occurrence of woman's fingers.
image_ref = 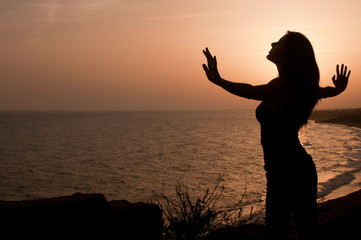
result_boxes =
[203,48,218,70]
[203,48,217,62]
[336,64,340,76]
[205,47,211,56]
[340,64,344,76]
[203,47,212,58]
[202,49,207,56]
[332,64,351,91]
[202,64,208,72]
[336,64,351,78]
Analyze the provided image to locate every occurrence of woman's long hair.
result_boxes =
[279,31,320,129]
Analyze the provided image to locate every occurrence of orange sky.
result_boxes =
[0,0,360,111]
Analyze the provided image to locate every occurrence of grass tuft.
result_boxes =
[153,177,264,240]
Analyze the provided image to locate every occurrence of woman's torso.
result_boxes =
[256,79,311,172]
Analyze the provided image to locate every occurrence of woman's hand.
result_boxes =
[202,48,221,85]
[332,64,351,94]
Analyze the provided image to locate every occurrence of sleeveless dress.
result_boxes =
[256,101,318,239]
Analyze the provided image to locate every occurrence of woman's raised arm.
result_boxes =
[202,48,279,101]
[320,64,351,99]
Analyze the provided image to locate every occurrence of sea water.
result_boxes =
[0,110,360,207]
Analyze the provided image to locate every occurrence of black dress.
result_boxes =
[256,101,318,239]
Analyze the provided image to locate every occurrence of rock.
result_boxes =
[0,193,162,240]
[317,189,361,239]
[109,199,162,240]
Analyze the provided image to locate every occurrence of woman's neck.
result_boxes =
[276,62,285,75]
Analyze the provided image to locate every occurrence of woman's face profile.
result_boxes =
[267,35,287,65]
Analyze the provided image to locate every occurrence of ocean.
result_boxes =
[1,110,361,208]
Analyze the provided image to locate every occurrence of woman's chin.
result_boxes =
[266,54,273,61]
[266,54,278,64]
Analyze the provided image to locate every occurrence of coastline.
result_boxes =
[307,109,361,238]
[310,108,361,129]
[310,108,361,201]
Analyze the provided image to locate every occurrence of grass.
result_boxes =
[153,177,264,240]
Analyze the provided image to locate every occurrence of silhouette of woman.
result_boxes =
[202,31,351,239]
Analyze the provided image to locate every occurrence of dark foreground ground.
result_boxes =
[206,189,361,240]
[2,189,361,239]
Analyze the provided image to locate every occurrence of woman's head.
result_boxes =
[268,31,319,84]
[267,34,287,65]
[268,31,320,128]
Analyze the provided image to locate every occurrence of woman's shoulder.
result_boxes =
[267,77,286,86]
[264,77,287,96]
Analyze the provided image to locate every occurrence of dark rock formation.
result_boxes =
[317,189,361,239]
[2,189,361,239]
[109,199,163,240]
[0,193,162,240]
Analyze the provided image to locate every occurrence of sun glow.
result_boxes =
[0,0,360,110]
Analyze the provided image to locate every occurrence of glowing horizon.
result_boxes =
[1,0,360,111]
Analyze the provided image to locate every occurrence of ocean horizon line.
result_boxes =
[0,107,360,113]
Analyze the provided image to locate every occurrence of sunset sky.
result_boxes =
[1,0,360,111]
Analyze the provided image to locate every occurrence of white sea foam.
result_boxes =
[300,121,361,199]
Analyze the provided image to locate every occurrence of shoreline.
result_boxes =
[310,108,361,201]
